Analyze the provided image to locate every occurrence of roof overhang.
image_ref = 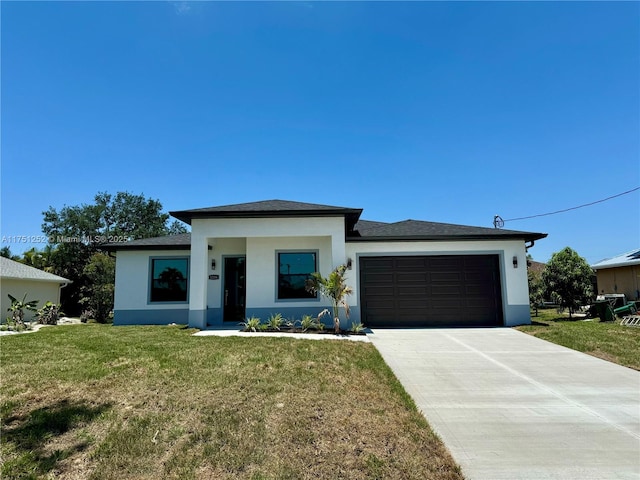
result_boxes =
[0,276,72,284]
[170,208,363,226]
[102,244,192,252]
[347,233,548,243]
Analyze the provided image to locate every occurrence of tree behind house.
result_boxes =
[542,247,594,318]
[528,267,545,317]
[80,253,115,323]
[41,191,188,316]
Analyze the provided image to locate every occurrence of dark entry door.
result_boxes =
[223,257,246,322]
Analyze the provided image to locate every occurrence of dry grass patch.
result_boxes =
[1,324,463,479]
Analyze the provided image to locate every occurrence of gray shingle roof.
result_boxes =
[0,257,71,283]
[353,219,389,232]
[103,233,192,251]
[349,219,547,242]
[106,200,547,250]
[170,199,363,225]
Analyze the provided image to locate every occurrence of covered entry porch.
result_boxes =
[186,217,348,329]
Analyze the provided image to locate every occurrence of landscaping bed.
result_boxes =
[240,325,367,336]
[239,311,366,336]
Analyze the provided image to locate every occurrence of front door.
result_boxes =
[223,256,246,322]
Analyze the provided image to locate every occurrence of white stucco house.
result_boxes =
[106,200,546,329]
[1,256,71,322]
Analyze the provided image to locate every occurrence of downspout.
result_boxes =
[58,281,69,306]
[525,240,535,251]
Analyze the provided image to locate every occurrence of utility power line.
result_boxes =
[493,186,639,228]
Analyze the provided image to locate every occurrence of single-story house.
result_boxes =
[1,256,71,322]
[107,199,547,329]
[592,249,640,300]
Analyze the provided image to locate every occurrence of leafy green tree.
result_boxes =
[305,264,353,333]
[41,191,187,315]
[542,247,594,318]
[528,267,545,317]
[43,192,187,244]
[1,246,21,260]
[80,253,115,323]
[20,246,57,273]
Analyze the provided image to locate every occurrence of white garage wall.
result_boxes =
[347,239,529,304]
[346,239,531,326]
[1,279,63,322]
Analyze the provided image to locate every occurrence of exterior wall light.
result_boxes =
[346,258,353,270]
[513,256,518,268]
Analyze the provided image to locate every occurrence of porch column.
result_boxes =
[331,233,346,268]
[188,235,208,329]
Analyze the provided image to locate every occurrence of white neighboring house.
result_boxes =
[1,256,71,322]
[106,200,547,329]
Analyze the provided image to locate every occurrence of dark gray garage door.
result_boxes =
[359,255,503,327]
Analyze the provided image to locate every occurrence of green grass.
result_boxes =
[1,325,463,480]
[517,309,640,370]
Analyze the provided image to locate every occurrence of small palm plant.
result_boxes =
[7,294,39,330]
[298,310,328,332]
[266,313,284,331]
[240,316,262,332]
[305,264,353,334]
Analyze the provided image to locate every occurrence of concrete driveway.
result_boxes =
[368,328,640,480]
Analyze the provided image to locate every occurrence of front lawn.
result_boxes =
[0,325,463,480]
[517,309,640,370]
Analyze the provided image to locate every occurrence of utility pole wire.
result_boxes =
[502,186,640,223]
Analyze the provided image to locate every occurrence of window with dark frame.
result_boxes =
[277,252,317,300]
[150,258,189,302]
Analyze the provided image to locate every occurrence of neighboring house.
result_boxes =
[527,259,546,275]
[0,256,71,322]
[106,199,547,329]
[592,249,640,300]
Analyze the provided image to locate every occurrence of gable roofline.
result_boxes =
[170,199,363,227]
[0,256,71,283]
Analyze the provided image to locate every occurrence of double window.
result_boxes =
[277,252,318,300]
[149,257,189,303]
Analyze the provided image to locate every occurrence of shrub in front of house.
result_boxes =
[35,302,62,325]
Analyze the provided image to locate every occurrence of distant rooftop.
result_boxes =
[0,256,71,283]
[592,249,640,270]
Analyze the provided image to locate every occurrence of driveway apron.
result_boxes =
[368,328,640,480]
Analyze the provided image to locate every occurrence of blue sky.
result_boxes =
[2,1,638,263]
